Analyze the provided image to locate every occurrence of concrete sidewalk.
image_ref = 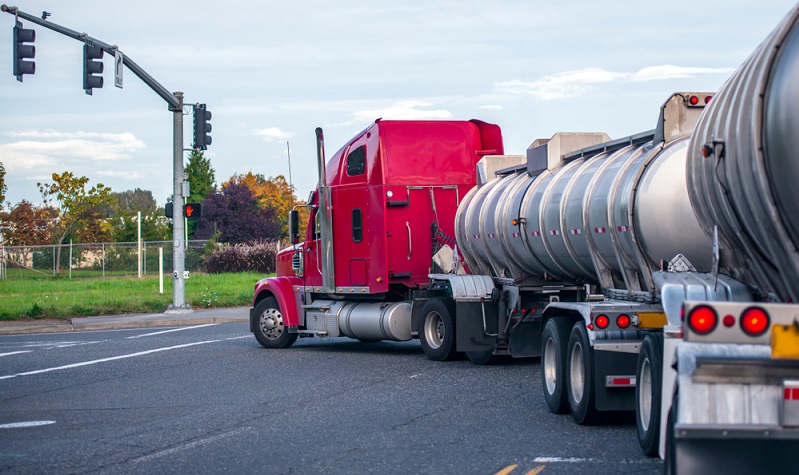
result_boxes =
[0,306,250,335]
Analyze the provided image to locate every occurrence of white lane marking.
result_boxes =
[132,427,249,463]
[0,351,33,357]
[126,324,219,339]
[53,341,103,349]
[0,420,56,429]
[534,457,595,463]
[0,340,223,380]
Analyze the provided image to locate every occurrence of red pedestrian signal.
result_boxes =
[184,203,202,218]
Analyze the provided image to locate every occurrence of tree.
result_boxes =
[38,172,115,271]
[185,150,215,238]
[227,172,307,239]
[0,200,58,269]
[107,188,170,242]
[186,150,215,202]
[0,161,6,210]
[0,200,56,245]
[195,181,280,244]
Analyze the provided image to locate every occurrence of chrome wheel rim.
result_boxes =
[639,357,652,431]
[259,307,285,340]
[423,311,444,350]
[569,341,585,404]
[544,337,557,395]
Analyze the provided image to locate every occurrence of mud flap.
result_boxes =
[456,301,498,352]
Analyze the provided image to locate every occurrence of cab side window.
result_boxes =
[347,146,366,176]
[352,209,363,242]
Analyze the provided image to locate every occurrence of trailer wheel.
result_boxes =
[541,318,571,414]
[636,333,663,457]
[253,297,298,349]
[663,398,677,475]
[566,323,598,424]
[419,297,458,361]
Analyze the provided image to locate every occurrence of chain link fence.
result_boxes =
[0,240,209,279]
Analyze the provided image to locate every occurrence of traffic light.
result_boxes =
[184,203,202,218]
[165,202,174,218]
[83,44,104,95]
[12,22,35,81]
[193,103,212,150]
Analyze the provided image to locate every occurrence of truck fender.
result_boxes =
[252,276,302,328]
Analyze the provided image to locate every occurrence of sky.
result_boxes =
[0,0,795,208]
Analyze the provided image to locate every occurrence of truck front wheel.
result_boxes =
[566,323,598,424]
[253,297,298,349]
[419,297,458,361]
[636,333,663,456]
[541,318,571,414]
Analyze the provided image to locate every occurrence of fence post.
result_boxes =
[137,211,142,278]
[69,239,73,279]
[52,245,56,276]
[102,243,106,277]
[159,247,164,294]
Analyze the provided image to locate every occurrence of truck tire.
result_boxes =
[664,400,677,475]
[253,297,298,349]
[636,333,664,457]
[419,297,458,361]
[566,323,598,424]
[541,318,571,414]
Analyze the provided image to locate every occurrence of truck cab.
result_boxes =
[251,119,503,350]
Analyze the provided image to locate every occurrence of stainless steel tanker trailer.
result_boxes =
[430,3,799,472]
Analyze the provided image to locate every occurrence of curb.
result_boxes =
[0,308,249,336]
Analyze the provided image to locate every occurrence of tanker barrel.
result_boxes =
[687,4,799,302]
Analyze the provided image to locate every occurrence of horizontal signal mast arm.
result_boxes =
[1,4,180,109]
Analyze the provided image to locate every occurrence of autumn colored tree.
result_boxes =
[0,200,58,269]
[226,172,307,239]
[38,172,115,271]
[195,181,280,244]
[0,200,57,245]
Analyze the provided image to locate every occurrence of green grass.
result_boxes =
[0,272,269,321]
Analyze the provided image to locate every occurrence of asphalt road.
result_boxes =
[0,322,662,474]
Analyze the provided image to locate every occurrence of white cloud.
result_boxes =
[353,100,453,121]
[0,130,146,171]
[477,104,504,110]
[96,170,145,180]
[256,127,292,142]
[496,65,734,100]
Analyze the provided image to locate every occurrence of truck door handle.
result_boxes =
[406,222,412,260]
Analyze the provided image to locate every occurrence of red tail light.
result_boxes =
[689,95,699,105]
[616,314,630,329]
[688,305,717,335]
[595,314,609,329]
[740,307,769,336]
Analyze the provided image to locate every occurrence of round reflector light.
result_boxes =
[740,307,769,336]
[595,314,609,329]
[723,315,735,327]
[617,314,631,328]
[688,305,717,335]
[689,95,699,105]
[704,95,713,104]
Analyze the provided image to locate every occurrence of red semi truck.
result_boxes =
[250,119,510,359]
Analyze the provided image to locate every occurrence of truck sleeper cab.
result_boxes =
[251,119,503,354]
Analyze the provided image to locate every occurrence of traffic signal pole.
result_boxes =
[2,4,191,312]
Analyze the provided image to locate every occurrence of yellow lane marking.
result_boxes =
[494,465,518,475]
[524,466,546,475]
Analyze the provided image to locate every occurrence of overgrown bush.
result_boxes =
[205,240,277,274]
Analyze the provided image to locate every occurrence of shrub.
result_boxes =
[205,240,277,274]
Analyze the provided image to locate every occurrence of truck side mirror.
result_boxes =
[289,209,300,244]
